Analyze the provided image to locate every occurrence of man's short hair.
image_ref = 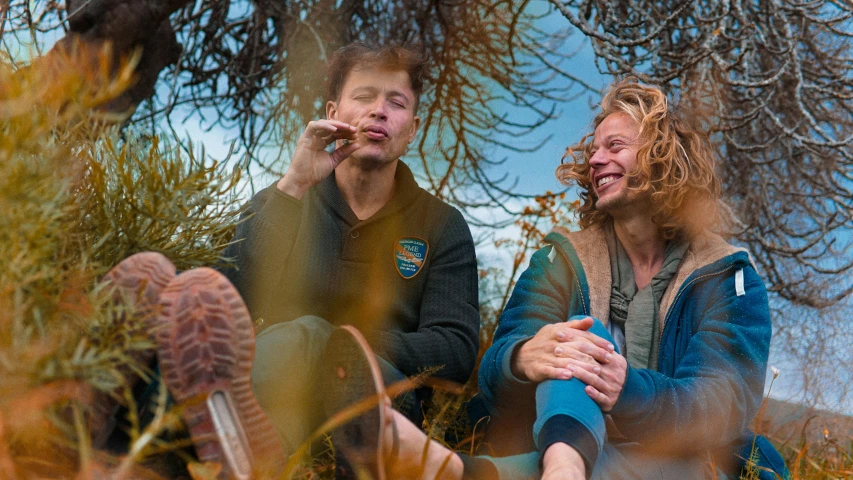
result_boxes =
[557,78,722,239]
[327,42,427,111]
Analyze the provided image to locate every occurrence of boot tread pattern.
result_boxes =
[155,268,284,479]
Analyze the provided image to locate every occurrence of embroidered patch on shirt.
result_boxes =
[395,237,429,279]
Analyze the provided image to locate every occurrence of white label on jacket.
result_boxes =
[548,245,556,263]
[735,268,745,296]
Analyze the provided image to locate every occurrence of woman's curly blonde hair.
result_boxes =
[556,78,722,239]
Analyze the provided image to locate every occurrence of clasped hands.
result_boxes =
[510,317,628,412]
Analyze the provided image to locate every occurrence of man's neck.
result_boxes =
[335,159,398,220]
[612,212,667,290]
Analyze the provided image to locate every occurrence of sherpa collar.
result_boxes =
[550,224,747,330]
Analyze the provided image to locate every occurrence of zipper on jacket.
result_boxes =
[659,262,743,345]
[550,243,589,317]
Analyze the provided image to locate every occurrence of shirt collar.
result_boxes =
[317,161,422,226]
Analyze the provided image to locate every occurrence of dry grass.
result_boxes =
[0,42,243,478]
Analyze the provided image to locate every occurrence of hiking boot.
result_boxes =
[90,251,176,448]
[318,325,390,480]
[154,267,284,479]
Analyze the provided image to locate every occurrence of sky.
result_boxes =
[483,11,608,197]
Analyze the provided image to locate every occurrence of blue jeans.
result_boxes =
[251,316,418,456]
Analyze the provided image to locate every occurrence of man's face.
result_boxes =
[326,66,421,167]
[588,112,645,215]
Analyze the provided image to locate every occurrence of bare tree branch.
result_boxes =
[550,0,853,309]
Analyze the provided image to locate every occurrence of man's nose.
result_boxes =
[589,149,607,167]
[369,101,388,120]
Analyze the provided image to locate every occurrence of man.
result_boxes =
[222,42,480,457]
[475,79,790,479]
[377,79,789,480]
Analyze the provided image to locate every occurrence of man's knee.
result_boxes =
[256,314,334,346]
[566,315,614,346]
[253,315,335,383]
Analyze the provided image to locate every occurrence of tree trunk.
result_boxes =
[59,0,191,114]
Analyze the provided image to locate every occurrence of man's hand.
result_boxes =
[276,120,360,199]
[570,349,628,412]
[510,317,615,383]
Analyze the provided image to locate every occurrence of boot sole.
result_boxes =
[103,252,177,313]
[154,268,283,479]
[91,252,176,448]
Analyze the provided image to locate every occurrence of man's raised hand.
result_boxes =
[276,120,359,199]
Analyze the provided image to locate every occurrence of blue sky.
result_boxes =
[482,10,608,197]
